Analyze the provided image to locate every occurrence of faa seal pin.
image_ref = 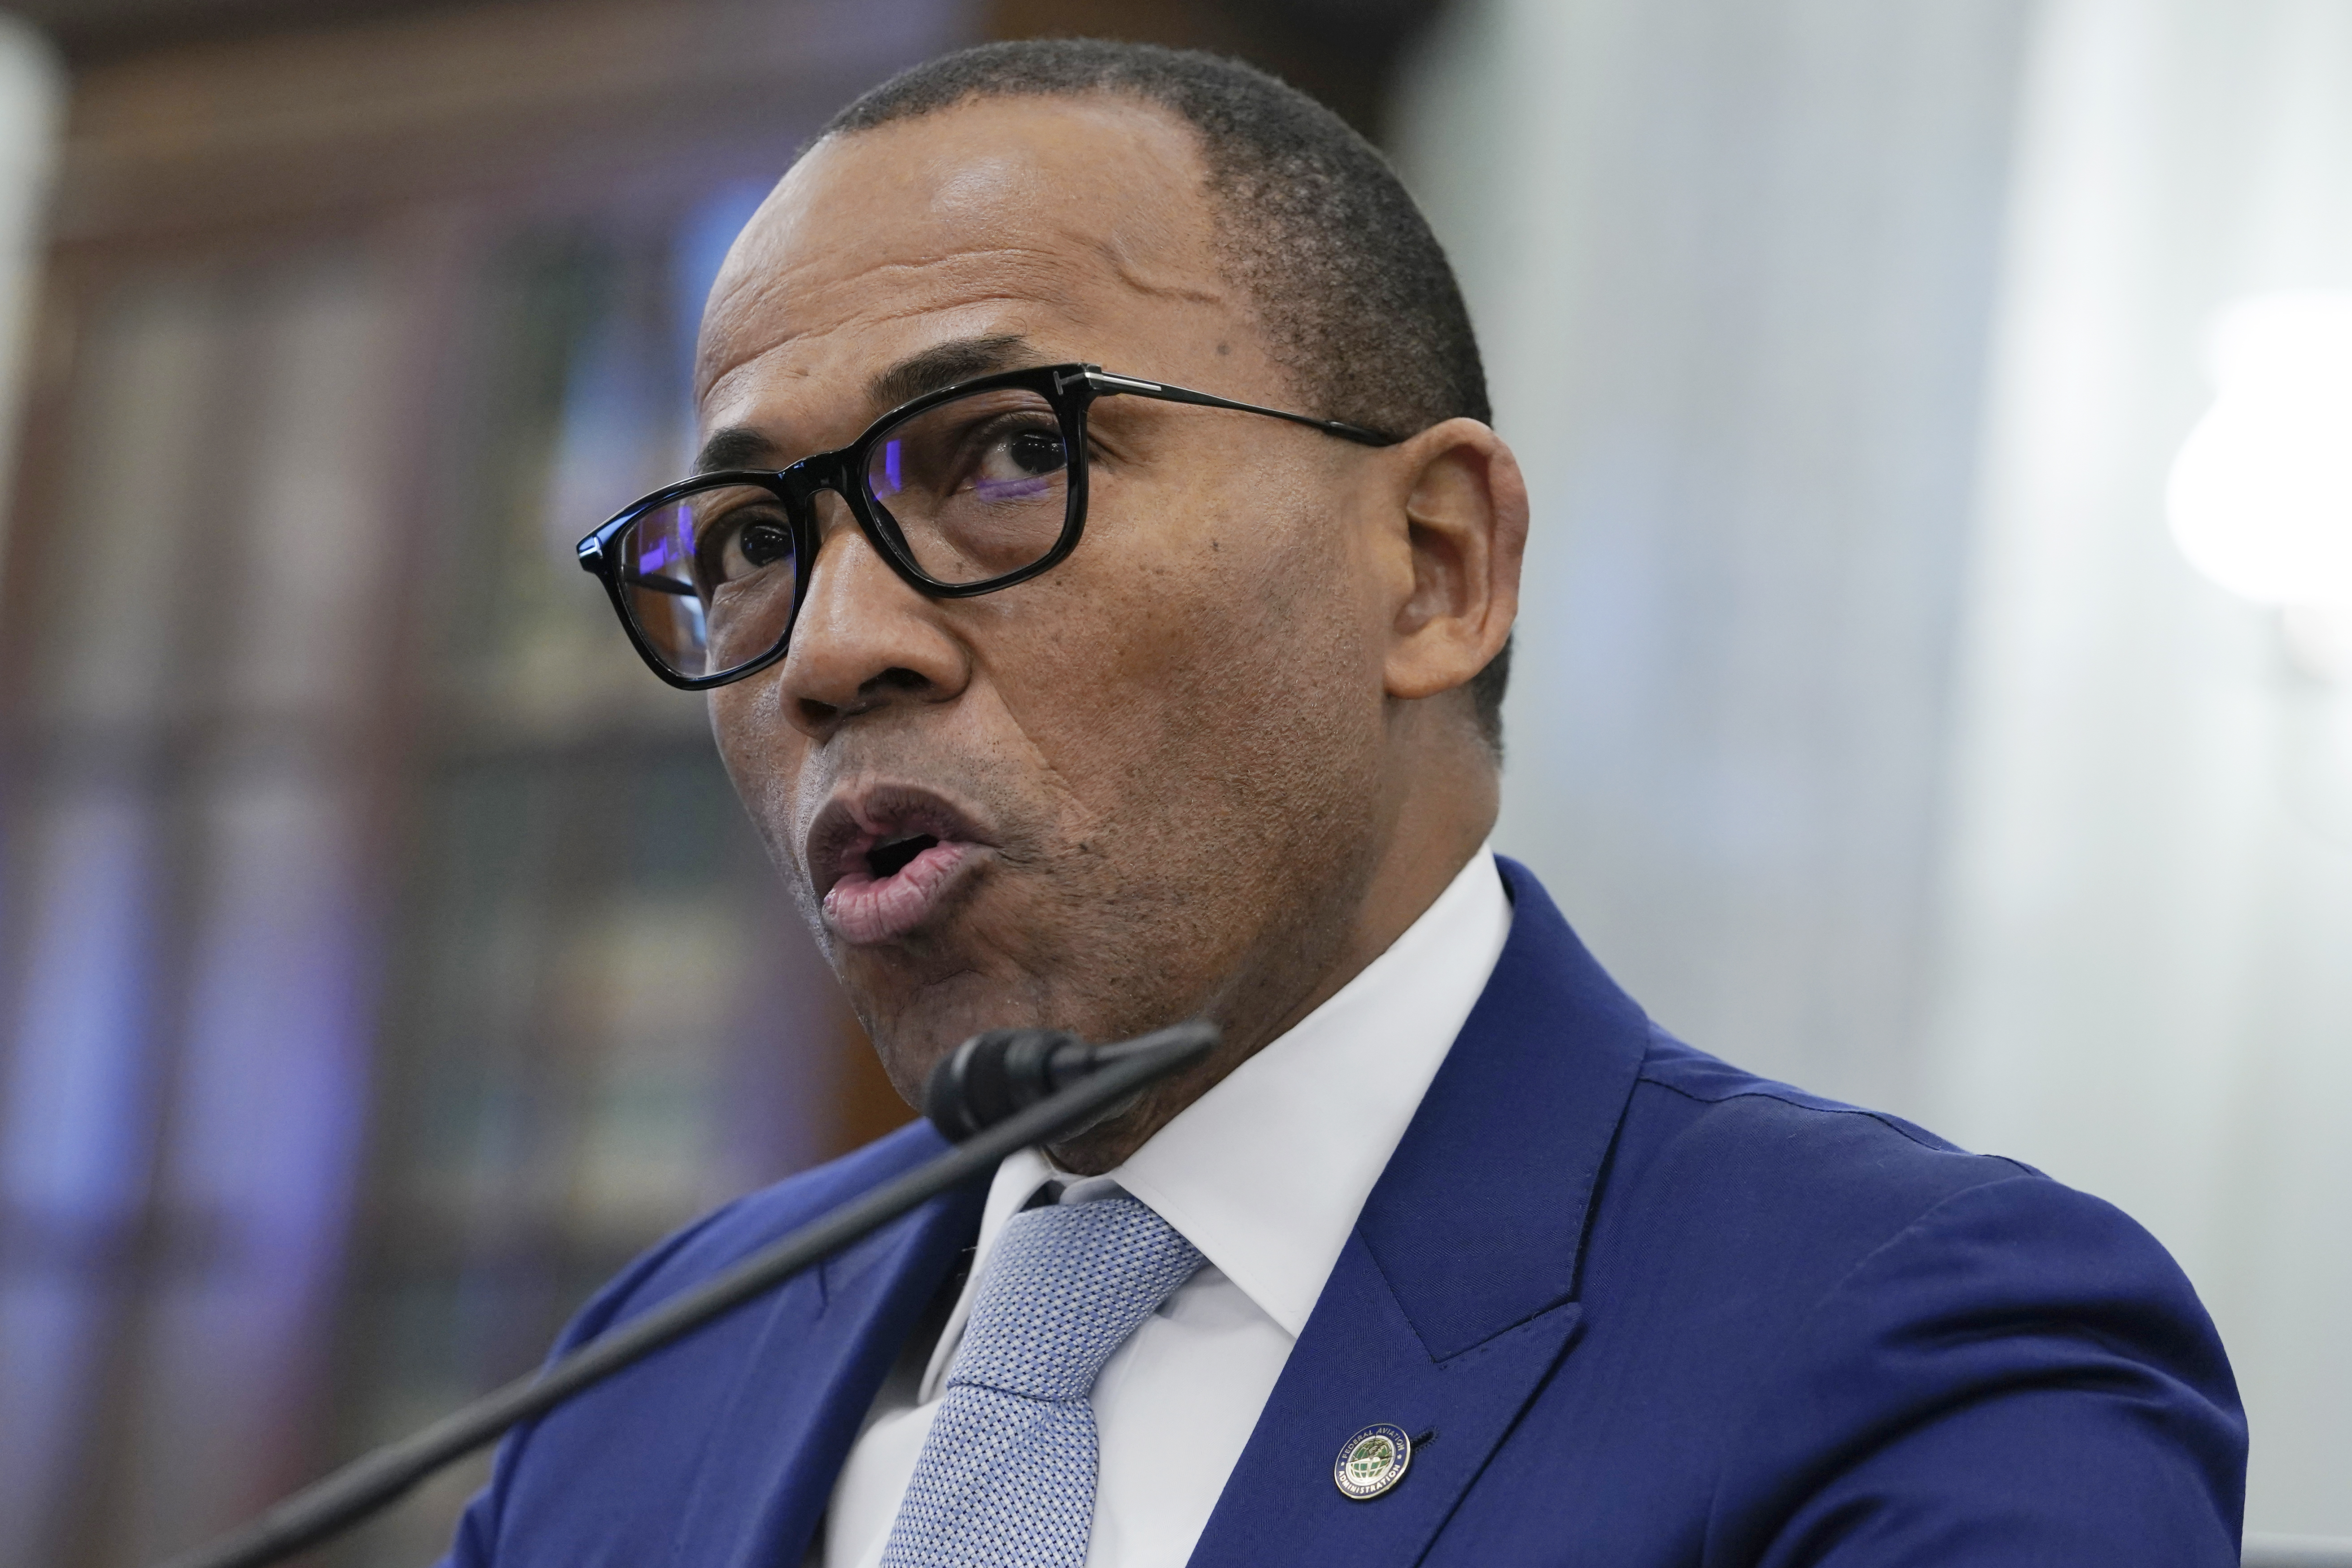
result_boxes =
[1333,1423,1412,1500]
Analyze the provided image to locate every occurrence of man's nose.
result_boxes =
[775,495,972,739]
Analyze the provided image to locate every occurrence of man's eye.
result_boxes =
[973,424,1067,487]
[1005,428,1066,476]
[702,511,795,583]
[736,522,792,568]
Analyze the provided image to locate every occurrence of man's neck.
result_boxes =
[1046,756,1497,1175]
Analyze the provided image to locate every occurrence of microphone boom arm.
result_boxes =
[154,1019,1218,1568]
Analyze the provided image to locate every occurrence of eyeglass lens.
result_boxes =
[863,384,1071,582]
[612,384,1075,681]
[616,483,800,681]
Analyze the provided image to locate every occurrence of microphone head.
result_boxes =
[924,1027,1086,1140]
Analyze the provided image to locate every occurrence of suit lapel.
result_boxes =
[1188,859,1650,1568]
[669,1136,988,1568]
[1185,1236,1587,1566]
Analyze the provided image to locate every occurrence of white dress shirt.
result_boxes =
[821,847,1513,1568]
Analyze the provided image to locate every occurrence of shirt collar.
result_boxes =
[920,846,1511,1398]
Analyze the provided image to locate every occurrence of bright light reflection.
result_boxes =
[2166,291,2352,607]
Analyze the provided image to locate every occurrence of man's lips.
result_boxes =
[806,786,994,945]
[825,838,976,944]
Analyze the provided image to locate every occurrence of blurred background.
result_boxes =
[0,0,2343,1564]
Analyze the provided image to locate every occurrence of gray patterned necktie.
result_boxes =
[880,1193,1205,1568]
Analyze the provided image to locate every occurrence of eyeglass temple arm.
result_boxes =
[1073,369,1398,447]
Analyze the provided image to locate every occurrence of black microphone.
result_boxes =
[153,1019,1219,1568]
[926,1024,1205,1140]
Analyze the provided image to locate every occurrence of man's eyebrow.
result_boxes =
[692,335,1041,476]
[694,426,783,475]
[866,334,1038,413]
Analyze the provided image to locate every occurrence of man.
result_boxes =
[452,39,2244,1568]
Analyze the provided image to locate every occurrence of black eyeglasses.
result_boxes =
[574,363,1397,690]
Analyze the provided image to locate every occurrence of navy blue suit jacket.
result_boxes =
[445,860,2245,1565]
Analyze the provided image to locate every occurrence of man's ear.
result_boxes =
[1378,417,1528,704]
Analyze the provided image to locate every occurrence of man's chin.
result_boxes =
[850,976,1057,1108]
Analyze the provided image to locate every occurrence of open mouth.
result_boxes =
[866,831,939,881]
[808,791,989,945]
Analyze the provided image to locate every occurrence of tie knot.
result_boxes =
[948,1194,1204,1402]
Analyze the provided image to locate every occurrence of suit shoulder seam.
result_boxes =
[1633,1072,1964,1156]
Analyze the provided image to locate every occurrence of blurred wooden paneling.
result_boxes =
[55,0,967,245]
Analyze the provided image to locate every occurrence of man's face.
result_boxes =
[698,96,1403,1101]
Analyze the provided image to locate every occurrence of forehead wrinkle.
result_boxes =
[699,289,1075,426]
[1084,177,1223,308]
[1095,240,1225,306]
[695,243,1106,405]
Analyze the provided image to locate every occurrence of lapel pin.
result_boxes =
[1333,1423,1413,1500]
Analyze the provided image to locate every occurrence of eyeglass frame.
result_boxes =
[574,362,1400,691]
